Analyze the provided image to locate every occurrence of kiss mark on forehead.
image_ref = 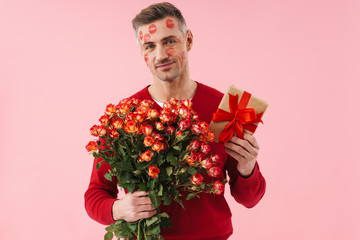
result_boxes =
[166,47,175,56]
[166,19,174,29]
[148,24,157,34]
[139,31,143,40]
[144,34,151,42]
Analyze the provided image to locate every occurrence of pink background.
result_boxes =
[1,0,359,239]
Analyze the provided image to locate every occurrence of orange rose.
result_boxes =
[207,131,215,142]
[211,154,221,164]
[139,150,154,162]
[99,115,110,126]
[199,121,209,133]
[124,120,138,133]
[159,112,171,123]
[152,140,165,152]
[200,143,211,155]
[109,129,119,138]
[140,124,153,135]
[181,99,193,109]
[143,136,155,147]
[178,107,191,118]
[140,99,154,108]
[186,152,198,166]
[118,103,130,114]
[175,130,183,139]
[134,113,145,123]
[105,103,116,116]
[163,102,173,110]
[166,126,175,135]
[191,173,204,185]
[201,158,212,169]
[147,109,159,119]
[155,122,165,131]
[136,105,149,115]
[178,118,191,130]
[208,166,221,178]
[191,122,201,134]
[212,181,225,195]
[111,118,124,129]
[97,126,107,136]
[148,165,160,178]
[187,140,200,151]
[85,141,98,153]
[90,125,99,136]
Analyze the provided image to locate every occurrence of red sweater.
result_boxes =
[84,82,266,240]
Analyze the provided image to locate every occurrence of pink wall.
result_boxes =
[1,0,359,239]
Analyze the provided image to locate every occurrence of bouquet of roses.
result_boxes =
[86,97,226,240]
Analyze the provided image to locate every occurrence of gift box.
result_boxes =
[209,85,268,143]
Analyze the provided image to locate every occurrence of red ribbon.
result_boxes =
[212,92,263,142]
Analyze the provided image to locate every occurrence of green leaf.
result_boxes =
[172,146,181,151]
[187,168,196,175]
[150,225,161,235]
[149,191,160,208]
[165,166,173,176]
[163,192,172,206]
[104,173,112,181]
[128,223,137,231]
[105,224,116,232]
[158,184,163,196]
[96,161,103,170]
[186,193,197,200]
[127,182,136,193]
[166,152,178,166]
[104,232,113,240]
[145,216,159,226]
[118,161,133,171]
[139,182,147,191]
[159,217,173,229]
[158,212,169,218]
[149,178,156,190]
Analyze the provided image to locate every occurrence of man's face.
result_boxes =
[137,17,191,82]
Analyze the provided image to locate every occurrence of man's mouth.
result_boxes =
[156,61,175,70]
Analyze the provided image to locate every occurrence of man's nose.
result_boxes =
[155,46,168,62]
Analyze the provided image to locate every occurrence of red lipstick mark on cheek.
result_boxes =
[144,53,149,65]
[166,19,174,29]
[139,31,143,41]
[166,47,175,56]
[148,24,157,34]
[144,34,151,42]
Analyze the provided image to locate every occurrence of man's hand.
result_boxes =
[112,191,156,222]
[224,133,260,178]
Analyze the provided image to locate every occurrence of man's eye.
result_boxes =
[145,45,154,50]
[165,40,175,44]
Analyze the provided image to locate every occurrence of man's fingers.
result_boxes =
[136,210,157,220]
[225,142,252,159]
[136,204,155,213]
[132,191,150,197]
[243,133,259,150]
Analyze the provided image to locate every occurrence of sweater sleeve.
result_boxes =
[84,157,118,225]
[225,155,266,208]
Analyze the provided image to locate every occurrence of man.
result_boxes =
[85,2,265,239]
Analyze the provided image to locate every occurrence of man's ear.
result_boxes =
[186,30,193,51]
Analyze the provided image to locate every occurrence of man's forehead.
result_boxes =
[138,16,179,34]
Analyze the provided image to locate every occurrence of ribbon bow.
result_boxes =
[212,92,263,142]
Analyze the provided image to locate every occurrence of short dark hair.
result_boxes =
[132,2,187,42]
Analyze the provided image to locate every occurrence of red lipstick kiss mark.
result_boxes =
[166,47,175,56]
[144,53,149,65]
[166,19,174,29]
[148,24,157,34]
[139,31,143,41]
[144,34,151,42]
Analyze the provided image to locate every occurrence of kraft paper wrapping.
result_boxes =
[209,85,269,142]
